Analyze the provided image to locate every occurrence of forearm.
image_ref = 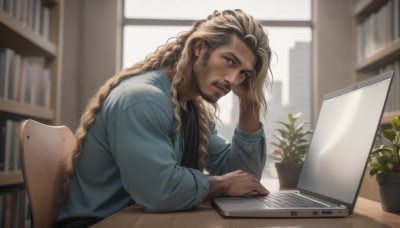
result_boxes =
[233,100,266,179]
[204,171,269,202]
[204,176,227,201]
[237,101,261,133]
[205,116,266,178]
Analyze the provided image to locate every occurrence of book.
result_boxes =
[12,0,22,22]
[0,193,3,228]
[17,189,26,228]
[4,120,13,172]
[37,69,51,108]
[357,0,399,61]
[40,6,50,40]
[26,0,34,30]
[1,48,14,99]
[3,190,14,228]
[32,0,41,34]
[0,119,6,172]
[2,0,12,14]
[395,0,400,39]
[20,0,28,27]
[21,60,32,105]
[5,49,16,100]
[0,48,6,98]
[8,53,22,102]
[11,121,20,172]
[19,58,29,104]
[3,120,20,172]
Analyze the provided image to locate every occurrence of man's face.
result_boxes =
[192,35,257,103]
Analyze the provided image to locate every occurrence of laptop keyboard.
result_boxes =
[259,192,328,208]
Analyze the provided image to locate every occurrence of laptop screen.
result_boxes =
[297,74,392,205]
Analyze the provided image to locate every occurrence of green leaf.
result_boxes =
[370,148,393,156]
[292,112,302,119]
[391,116,400,131]
[271,112,312,164]
[369,167,379,176]
[380,129,396,142]
[288,112,294,122]
[276,121,291,131]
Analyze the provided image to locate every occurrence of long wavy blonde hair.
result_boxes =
[68,9,272,178]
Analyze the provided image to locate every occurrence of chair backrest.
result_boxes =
[19,119,76,228]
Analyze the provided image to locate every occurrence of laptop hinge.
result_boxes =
[296,192,331,207]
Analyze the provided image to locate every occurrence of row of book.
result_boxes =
[357,0,400,62]
[1,0,50,40]
[0,187,31,228]
[0,47,51,108]
[381,61,400,113]
[0,119,21,173]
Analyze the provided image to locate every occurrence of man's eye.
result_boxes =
[241,71,251,78]
[225,58,234,66]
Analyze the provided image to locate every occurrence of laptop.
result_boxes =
[213,71,394,218]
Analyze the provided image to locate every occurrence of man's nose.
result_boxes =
[225,71,244,86]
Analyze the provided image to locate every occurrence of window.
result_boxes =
[124,0,310,20]
[123,0,312,182]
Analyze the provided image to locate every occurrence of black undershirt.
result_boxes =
[180,101,199,169]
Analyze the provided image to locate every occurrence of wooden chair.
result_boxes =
[19,119,76,228]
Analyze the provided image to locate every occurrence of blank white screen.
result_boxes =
[298,78,391,204]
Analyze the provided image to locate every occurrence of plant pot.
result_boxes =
[275,163,303,189]
[376,173,400,213]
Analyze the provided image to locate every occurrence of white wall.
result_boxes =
[311,0,356,125]
[61,0,122,130]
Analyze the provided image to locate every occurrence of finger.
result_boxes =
[253,181,269,195]
[259,185,270,195]
[245,190,260,196]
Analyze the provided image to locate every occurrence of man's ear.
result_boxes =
[194,39,206,57]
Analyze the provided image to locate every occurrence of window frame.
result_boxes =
[120,1,313,69]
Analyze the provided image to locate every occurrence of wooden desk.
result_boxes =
[93,197,400,228]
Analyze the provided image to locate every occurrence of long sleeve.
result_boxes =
[57,70,267,220]
[109,99,208,212]
[205,121,266,179]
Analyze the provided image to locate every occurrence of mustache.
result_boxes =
[214,81,231,94]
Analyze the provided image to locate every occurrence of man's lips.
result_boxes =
[215,83,231,94]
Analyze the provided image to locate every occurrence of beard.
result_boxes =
[195,73,218,103]
[199,87,218,104]
[192,58,220,104]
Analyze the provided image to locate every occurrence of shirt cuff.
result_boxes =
[235,122,264,139]
[188,169,209,207]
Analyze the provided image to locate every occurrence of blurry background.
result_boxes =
[2,2,397,225]
[58,0,384,183]
[122,0,312,180]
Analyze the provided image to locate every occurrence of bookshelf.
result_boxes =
[0,0,64,227]
[354,0,400,125]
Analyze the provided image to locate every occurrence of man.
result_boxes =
[57,9,273,227]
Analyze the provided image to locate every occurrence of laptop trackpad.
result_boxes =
[215,197,266,209]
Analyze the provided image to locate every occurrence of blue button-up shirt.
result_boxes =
[57,69,266,219]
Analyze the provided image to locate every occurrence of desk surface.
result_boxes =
[94,197,400,228]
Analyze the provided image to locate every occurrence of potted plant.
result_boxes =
[368,116,400,213]
[271,112,313,188]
